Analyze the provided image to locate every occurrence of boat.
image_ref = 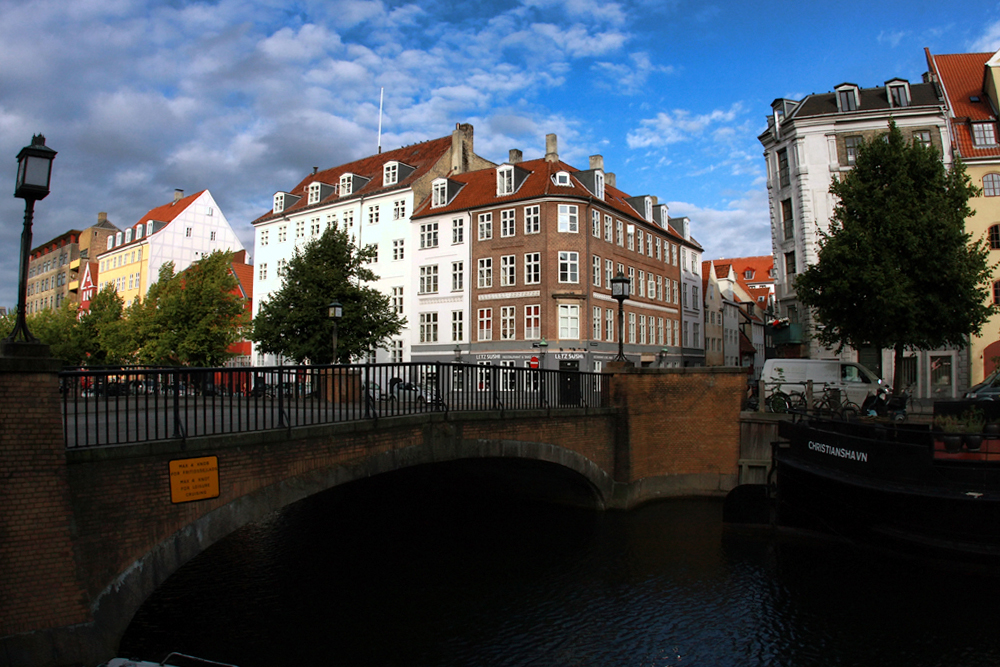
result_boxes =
[726,400,1000,565]
[101,654,238,667]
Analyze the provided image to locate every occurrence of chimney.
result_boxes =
[545,133,558,163]
[589,155,604,171]
[606,173,616,188]
[97,212,107,224]
[451,123,475,174]
[509,148,523,164]
[174,189,184,203]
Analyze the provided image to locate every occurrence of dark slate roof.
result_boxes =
[789,81,942,120]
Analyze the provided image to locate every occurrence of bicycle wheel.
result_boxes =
[768,392,791,413]
[789,392,808,412]
[840,401,861,419]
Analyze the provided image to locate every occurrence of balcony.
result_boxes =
[771,323,804,346]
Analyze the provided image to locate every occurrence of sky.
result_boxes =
[3,0,1000,310]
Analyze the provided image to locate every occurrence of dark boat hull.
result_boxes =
[775,419,1000,563]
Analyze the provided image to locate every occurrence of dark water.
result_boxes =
[121,463,1000,667]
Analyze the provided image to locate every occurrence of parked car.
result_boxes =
[386,378,445,406]
[965,370,1000,399]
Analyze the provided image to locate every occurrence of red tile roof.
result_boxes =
[927,49,1000,159]
[412,157,696,245]
[139,190,206,226]
[254,136,455,223]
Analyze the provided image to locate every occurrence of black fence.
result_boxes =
[60,362,608,449]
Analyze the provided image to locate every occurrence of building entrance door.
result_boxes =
[559,360,580,405]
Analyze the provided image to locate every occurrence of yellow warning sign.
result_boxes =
[169,456,220,504]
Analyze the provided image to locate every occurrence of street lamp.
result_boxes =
[453,344,462,362]
[538,337,548,368]
[659,347,668,367]
[610,271,630,362]
[328,301,343,363]
[6,135,56,345]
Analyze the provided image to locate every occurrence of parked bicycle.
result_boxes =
[767,388,808,413]
[814,385,861,419]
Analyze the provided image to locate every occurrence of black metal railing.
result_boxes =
[60,362,608,449]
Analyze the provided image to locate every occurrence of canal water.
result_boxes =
[121,462,1000,667]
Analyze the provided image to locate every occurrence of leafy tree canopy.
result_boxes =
[251,226,404,363]
[795,120,995,391]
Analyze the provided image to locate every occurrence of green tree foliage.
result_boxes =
[76,286,132,366]
[252,226,404,363]
[132,251,249,367]
[795,120,995,392]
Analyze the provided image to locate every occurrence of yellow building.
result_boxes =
[928,48,1000,385]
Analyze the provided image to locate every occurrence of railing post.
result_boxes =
[171,367,184,439]
[278,367,288,428]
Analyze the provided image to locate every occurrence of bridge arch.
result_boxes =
[84,425,617,658]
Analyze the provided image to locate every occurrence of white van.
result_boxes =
[761,358,884,407]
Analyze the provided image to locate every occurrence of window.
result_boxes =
[278,225,287,242]
[185,227,192,238]
[648,272,655,297]
[592,210,600,237]
[781,199,794,240]
[308,183,321,205]
[639,315,646,344]
[525,305,541,340]
[558,304,579,339]
[501,209,515,237]
[340,174,353,195]
[452,217,464,244]
[558,204,578,232]
[604,214,613,242]
[524,205,540,234]
[524,252,540,284]
[889,84,908,107]
[628,266,635,293]
[393,199,406,220]
[595,171,605,199]
[656,275,663,301]
[558,251,579,283]
[784,251,797,276]
[452,261,464,291]
[655,238,661,260]
[478,258,492,288]
[501,255,516,286]
[497,166,514,195]
[296,220,305,238]
[259,263,268,281]
[593,255,602,287]
[845,136,862,165]
[647,234,653,257]
[391,287,403,315]
[478,308,493,341]
[432,180,447,207]
[146,221,153,236]
[452,311,464,342]
[277,258,287,276]
[419,312,438,343]
[837,89,857,111]
[671,244,678,265]
[606,259,613,289]
[628,312,636,343]
[392,239,404,260]
[501,306,515,340]
[913,130,932,148]
[985,174,1000,197]
[419,265,439,294]
[658,317,664,346]
[368,205,379,225]
[420,222,439,249]
[390,339,403,363]
[990,225,1000,250]
[310,219,320,236]
[593,306,602,340]
[125,228,132,243]
[478,213,493,240]
[994,280,1000,305]
[638,270,645,297]
[384,163,398,186]
[554,171,571,186]
[616,220,624,246]
[637,229,643,254]
[776,148,790,188]
[627,226,635,250]
[606,308,614,342]
[973,123,997,147]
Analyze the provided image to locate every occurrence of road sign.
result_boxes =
[530,356,539,369]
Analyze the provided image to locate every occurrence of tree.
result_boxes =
[795,120,995,393]
[76,286,133,366]
[252,226,404,363]
[130,251,249,367]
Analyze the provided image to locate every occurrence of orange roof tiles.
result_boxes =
[927,49,1000,160]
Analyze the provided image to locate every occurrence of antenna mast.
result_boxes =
[377,87,384,154]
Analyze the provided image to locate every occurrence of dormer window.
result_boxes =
[744,269,754,280]
[835,84,859,112]
[973,122,998,147]
[340,174,353,196]
[115,232,123,246]
[125,228,132,243]
[432,179,447,207]
[146,221,153,236]
[308,182,322,205]
[497,165,514,196]
[273,193,285,213]
[554,171,571,186]
[644,197,652,222]
[107,236,114,251]
[887,79,910,108]
[384,162,398,186]
[595,171,605,199]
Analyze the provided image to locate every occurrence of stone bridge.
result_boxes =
[0,352,746,667]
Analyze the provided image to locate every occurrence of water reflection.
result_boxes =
[122,464,1000,667]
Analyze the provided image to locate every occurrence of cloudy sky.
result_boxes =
[2,0,1000,309]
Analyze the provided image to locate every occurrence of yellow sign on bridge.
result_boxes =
[169,456,220,504]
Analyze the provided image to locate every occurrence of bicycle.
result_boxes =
[813,385,861,419]
[768,389,808,413]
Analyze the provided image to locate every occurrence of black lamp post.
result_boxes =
[453,344,462,362]
[328,301,343,363]
[6,135,56,345]
[538,337,547,368]
[610,271,630,362]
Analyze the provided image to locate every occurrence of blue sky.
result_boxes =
[3,0,1000,310]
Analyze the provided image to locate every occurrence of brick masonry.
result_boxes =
[1,362,742,667]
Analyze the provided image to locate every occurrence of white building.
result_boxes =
[251,124,490,365]
[673,216,705,366]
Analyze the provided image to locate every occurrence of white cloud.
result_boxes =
[670,187,772,260]
[627,103,744,148]
[970,20,1000,52]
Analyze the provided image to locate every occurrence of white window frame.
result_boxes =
[524,205,540,234]
[558,304,580,340]
[558,204,578,233]
[558,251,579,283]
[478,212,493,240]
[524,252,541,285]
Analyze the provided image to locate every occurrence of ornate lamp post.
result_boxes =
[610,271,630,362]
[538,337,547,368]
[328,301,343,363]
[6,135,56,345]
[453,344,462,363]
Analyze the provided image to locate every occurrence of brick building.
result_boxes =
[410,134,704,372]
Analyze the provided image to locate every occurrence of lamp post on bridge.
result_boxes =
[610,271,630,362]
[328,301,343,363]
[6,135,56,347]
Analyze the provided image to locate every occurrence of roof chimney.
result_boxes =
[606,173,616,188]
[545,133,558,163]
[451,123,475,174]
[509,148,523,164]
[97,212,107,224]
[589,155,604,171]
[174,189,184,203]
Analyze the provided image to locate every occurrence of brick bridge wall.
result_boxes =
[0,359,744,667]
